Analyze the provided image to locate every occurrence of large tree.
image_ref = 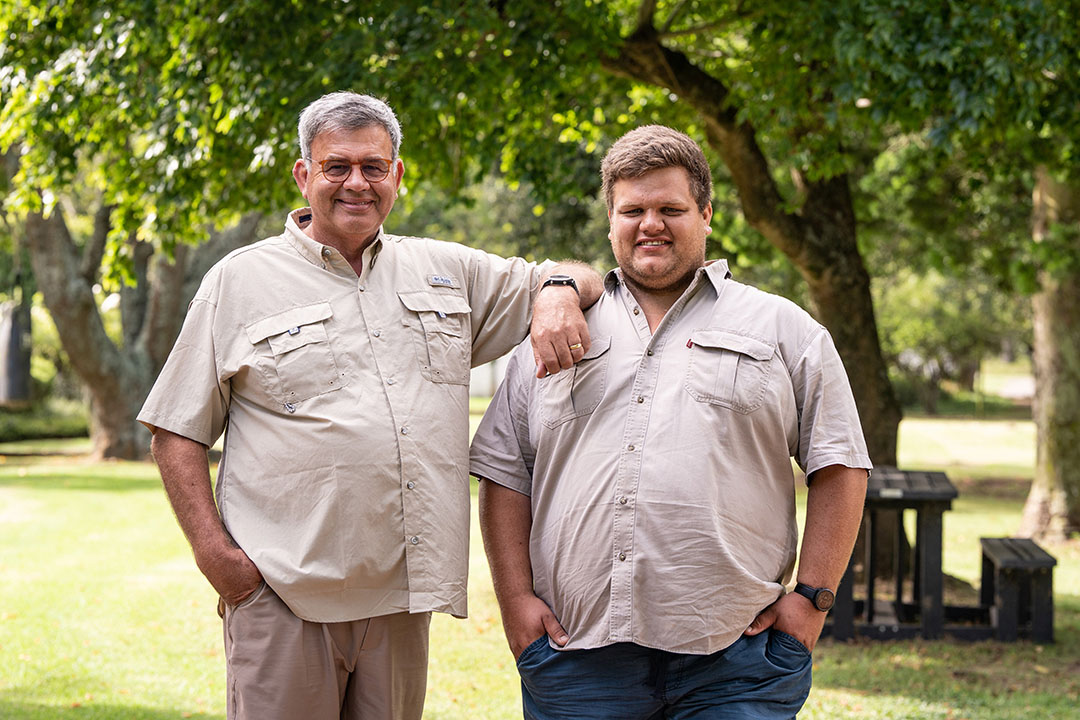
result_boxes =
[829,0,1080,539]
[0,2,286,457]
[2,0,907,462]
[10,0,1075,486]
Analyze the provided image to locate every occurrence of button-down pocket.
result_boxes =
[685,329,774,413]
[540,336,611,428]
[244,302,345,404]
[398,290,472,385]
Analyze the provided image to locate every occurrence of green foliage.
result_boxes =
[836,1,1080,283]
[874,268,1030,413]
[390,175,613,265]
[0,398,88,442]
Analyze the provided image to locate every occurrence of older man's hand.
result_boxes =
[198,543,265,608]
[530,286,591,378]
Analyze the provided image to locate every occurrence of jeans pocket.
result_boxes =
[515,634,552,668]
[768,628,811,665]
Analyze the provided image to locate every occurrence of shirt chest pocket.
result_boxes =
[398,290,472,385]
[684,329,775,413]
[244,302,346,405]
[540,336,611,428]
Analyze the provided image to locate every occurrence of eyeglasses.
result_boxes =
[311,157,392,183]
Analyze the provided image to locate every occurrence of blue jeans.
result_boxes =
[515,630,812,719]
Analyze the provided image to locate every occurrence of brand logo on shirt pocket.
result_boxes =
[684,329,774,413]
[244,302,346,405]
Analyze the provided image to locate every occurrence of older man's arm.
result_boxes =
[152,429,263,606]
[744,464,867,652]
[530,261,603,378]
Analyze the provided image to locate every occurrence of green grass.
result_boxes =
[2,413,1078,719]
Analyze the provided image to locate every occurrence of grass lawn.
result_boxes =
[2,414,1078,719]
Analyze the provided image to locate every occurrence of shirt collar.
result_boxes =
[603,258,732,294]
[283,208,384,273]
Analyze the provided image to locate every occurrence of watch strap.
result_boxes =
[541,274,579,295]
[793,582,835,612]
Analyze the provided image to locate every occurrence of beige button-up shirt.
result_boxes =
[139,209,552,622]
[470,261,872,655]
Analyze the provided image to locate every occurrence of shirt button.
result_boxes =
[646,349,654,356]
[627,444,635,451]
[407,481,416,489]
[387,377,396,385]
[358,284,365,292]
[633,307,640,315]
[636,396,644,403]
[619,496,628,505]
[410,536,420,545]
[373,329,381,337]
[401,426,409,435]
[618,552,627,561]
[322,248,332,258]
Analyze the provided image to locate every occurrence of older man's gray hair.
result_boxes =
[298,91,402,161]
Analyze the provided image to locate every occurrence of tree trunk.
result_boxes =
[604,27,901,465]
[22,205,261,460]
[1020,168,1080,540]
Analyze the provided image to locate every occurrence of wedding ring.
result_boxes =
[569,343,583,350]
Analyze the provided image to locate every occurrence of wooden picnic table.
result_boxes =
[830,467,959,640]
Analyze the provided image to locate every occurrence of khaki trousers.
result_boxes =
[222,582,431,720]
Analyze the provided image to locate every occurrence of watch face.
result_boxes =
[815,588,836,612]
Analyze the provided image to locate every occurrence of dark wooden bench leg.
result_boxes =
[995,569,1020,642]
[980,549,995,608]
[865,509,876,624]
[832,562,855,641]
[1031,568,1054,643]
[918,508,944,639]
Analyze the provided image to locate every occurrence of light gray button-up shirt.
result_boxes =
[470,261,871,654]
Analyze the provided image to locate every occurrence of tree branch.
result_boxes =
[23,206,130,395]
[658,0,690,34]
[659,20,731,39]
[121,235,153,348]
[635,0,658,31]
[602,27,805,259]
[81,203,112,284]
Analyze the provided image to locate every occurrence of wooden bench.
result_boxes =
[980,537,1057,643]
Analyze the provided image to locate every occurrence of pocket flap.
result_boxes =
[244,302,334,344]
[690,330,774,361]
[581,335,611,361]
[398,290,472,315]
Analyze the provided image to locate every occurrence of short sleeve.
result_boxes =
[469,341,537,495]
[465,248,557,367]
[137,297,231,446]
[790,327,873,480]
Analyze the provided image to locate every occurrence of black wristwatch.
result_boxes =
[793,582,836,612]
[541,274,579,295]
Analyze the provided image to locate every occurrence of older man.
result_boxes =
[472,126,871,719]
[138,91,601,720]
